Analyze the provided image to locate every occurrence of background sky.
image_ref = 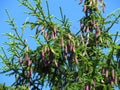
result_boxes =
[0,0,120,89]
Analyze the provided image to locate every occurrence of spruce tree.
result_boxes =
[0,0,120,90]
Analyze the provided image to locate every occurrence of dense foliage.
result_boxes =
[0,0,120,90]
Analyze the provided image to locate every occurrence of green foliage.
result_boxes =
[0,83,29,90]
[0,0,120,90]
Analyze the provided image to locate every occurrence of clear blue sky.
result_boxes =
[0,0,120,89]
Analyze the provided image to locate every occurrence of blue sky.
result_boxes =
[0,0,120,89]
